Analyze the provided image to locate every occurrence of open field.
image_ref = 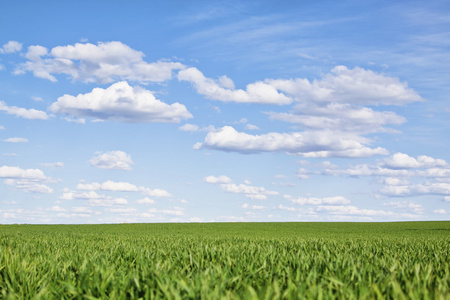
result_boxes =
[1,222,449,299]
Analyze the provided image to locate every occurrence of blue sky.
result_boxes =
[1,0,450,223]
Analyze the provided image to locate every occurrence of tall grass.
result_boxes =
[1,222,449,299]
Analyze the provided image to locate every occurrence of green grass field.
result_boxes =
[1,222,449,299]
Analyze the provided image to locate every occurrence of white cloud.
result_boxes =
[245,124,259,130]
[324,153,450,198]
[220,183,278,200]
[284,195,350,205]
[89,151,133,170]
[383,201,423,213]
[60,190,128,206]
[195,126,388,158]
[0,166,53,193]
[0,166,46,180]
[433,209,449,214]
[383,152,447,169]
[297,168,310,179]
[0,41,22,54]
[4,179,53,193]
[382,177,409,186]
[317,205,394,216]
[64,117,86,124]
[0,101,49,120]
[144,188,172,197]
[178,67,292,105]
[267,65,423,105]
[137,197,156,204]
[88,198,128,207]
[50,81,192,123]
[241,204,266,210]
[205,175,278,200]
[77,180,172,197]
[204,175,232,184]
[381,182,450,197]
[267,103,406,134]
[42,162,64,168]
[278,204,298,212]
[16,41,184,83]
[179,124,200,132]
[61,191,104,200]
[333,154,450,178]
[3,137,28,143]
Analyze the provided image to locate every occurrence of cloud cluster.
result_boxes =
[205,175,278,200]
[185,66,423,158]
[267,66,423,105]
[50,81,192,123]
[195,126,388,158]
[61,190,128,206]
[89,151,133,171]
[324,152,450,198]
[279,194,400,219]
[0,101,49,120]
[77,180,171,197]
[0,41,22,54]
[267,103,405,134]
[316,205,394,216]
[0,166,53,193]
[16,41,184,83]
[178,67,292,105]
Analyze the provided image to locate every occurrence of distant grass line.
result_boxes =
[1,222,449,299]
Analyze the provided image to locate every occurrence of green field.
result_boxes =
[1,222,449,299]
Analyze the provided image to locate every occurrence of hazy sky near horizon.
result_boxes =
[1,0,450,224]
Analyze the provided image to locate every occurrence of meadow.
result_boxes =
[0,222,449,299]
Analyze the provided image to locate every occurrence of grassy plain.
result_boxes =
[0,222,449,299]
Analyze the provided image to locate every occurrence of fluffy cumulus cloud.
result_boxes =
[267,66,423,105]
[178,67,292,105]
[204,175,232,184]
[49,81,192,123]
[188,66,422,157]
[179,124,200,132]
[194,126,388,158]
[205,175,278,200]
[325,153,450,178]
[324,152,450,197]
[77,180,171,197]
[267,103,406,134]
[0,41,22,54]
[89,151,133,170]
[0,166,53,193]
[0,101,49,120]
[15,41,184,83]
[382,153,447,169]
